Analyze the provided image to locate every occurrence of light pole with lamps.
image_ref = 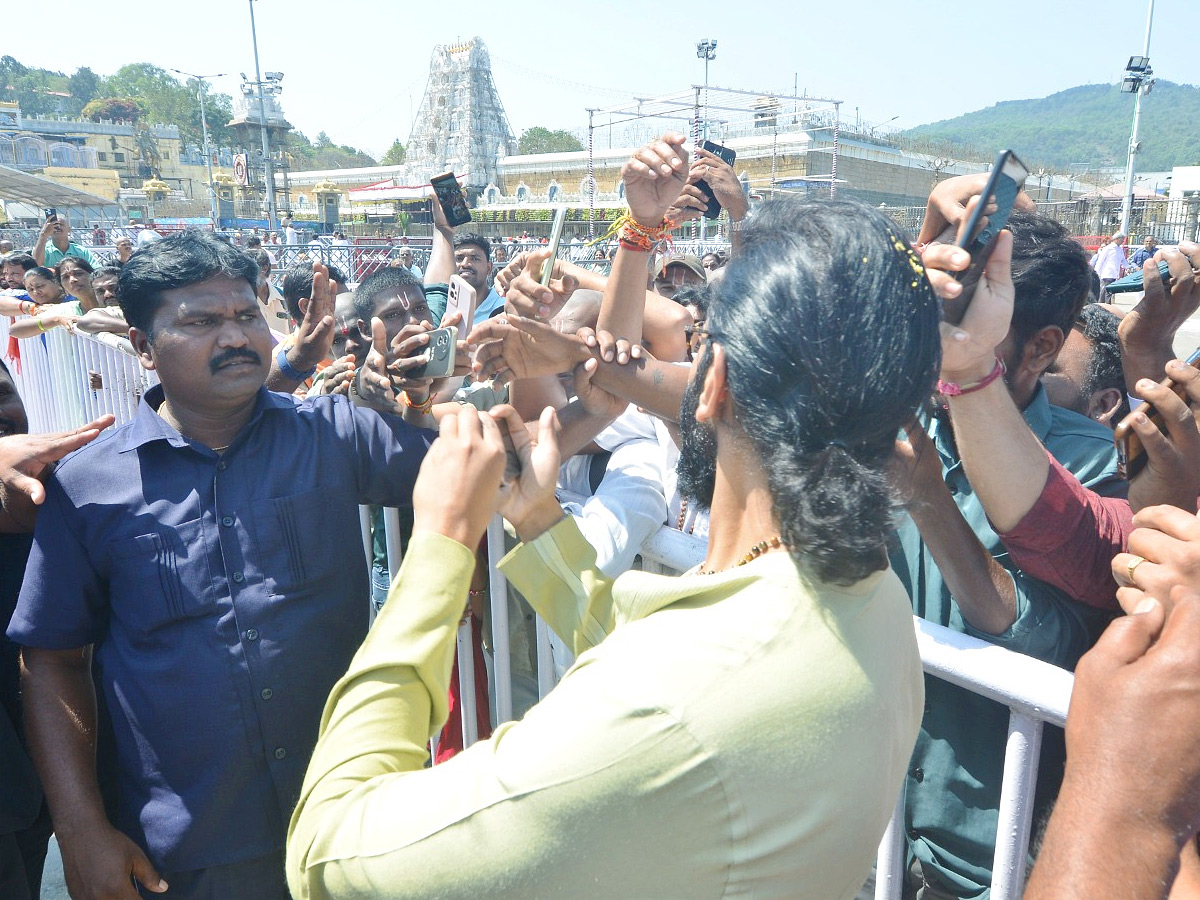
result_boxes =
[1119,0,1155,235]
[247,0,277,230]
[170,69,225,227]
[696,39,717,142]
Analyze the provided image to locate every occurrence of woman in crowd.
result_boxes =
[57,257,98,311]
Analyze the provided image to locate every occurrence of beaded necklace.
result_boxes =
[697,535,785,575]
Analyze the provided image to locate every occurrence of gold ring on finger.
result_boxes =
[1127,555,1147,583]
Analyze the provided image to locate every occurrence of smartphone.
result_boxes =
[430,172,472,228]
[942,150,1030,326]
[444,274,478,334]
[1106,260,1172,294]
[1114,345,1200,479]
[696,140,736,219]
[540,205,568,287]
[45,208,57,221]
[406,325,458,379]
[450,382,521,478]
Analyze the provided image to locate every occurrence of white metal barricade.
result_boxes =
[1,319,156,433]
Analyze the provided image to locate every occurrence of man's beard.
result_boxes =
[676,349,718,511]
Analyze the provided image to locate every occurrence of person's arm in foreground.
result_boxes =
[897,425,1020,634]
[595,132,688,363]
[8,307,78,339]
[23,647,167,899]
[289,406,671,900]
[1024,593,1200,900]
[73,308,130,335]
[423,193,455,287]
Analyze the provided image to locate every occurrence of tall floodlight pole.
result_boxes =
[695,39,717,244]
[248,0,277,229]
[171,69,225,227]
[1119,0,1155,235]
[696,39,717,142]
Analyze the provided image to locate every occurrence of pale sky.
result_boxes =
[20,0,1200,161]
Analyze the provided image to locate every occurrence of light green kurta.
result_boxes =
[287,518,923,899]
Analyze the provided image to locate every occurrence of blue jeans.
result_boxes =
[370,563,391,614]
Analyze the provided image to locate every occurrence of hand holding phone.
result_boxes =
[406,325,458,380]
[943,150,1030,326]
[444,275,478,335]
[695,140,737,219]
[1115,347,1200,479]
[431,172,472,228]
[540,206,568,287]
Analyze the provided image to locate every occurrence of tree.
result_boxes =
[381,138,406,166]
[517,127,583,155]
[68,67,101,106]
[315,131,333,149]
[82,98,147,122]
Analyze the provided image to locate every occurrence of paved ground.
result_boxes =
[42,837,65,899]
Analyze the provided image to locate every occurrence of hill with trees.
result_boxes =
[901,81,1200,173]
[0,56,376,169]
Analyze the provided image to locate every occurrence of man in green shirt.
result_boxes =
[287,135,944,900]
[892,212,1121,899]
[32,215,98,269]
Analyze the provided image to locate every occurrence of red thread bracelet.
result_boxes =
[937,357,1006,397]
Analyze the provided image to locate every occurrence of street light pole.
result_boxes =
[247,0,277,230]
[171,69,225,228]
[695,39,717,143]
[1119,0,1155,235]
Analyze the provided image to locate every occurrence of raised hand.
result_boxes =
[1119,241,1200,390]
[691,145,749,222]
[288,263,338,375]
[470,314,588,385]
[502,250,578,320]
[492,404,564,542]
[620,133,690,226]
[1125,359,1200,514]
[356,318,402,413]
[921,219,1015,382]
[412,405,508,549]
[917,172,1036,246]
[0,415,114,532]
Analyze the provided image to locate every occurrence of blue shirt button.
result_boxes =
[244,629,259,642]
[232,572,244,583]
[221,516,234,527]
[216,461,227,471]
[260,688,273,700]
[274,747,287,760]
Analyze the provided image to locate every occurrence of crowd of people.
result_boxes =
[0,131,1199,900]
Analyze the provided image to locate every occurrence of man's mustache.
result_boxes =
[209,349,262,374]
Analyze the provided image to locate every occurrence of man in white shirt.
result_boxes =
[1093,232,1128,298]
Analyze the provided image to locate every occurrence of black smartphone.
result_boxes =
[45,208,57,221]
[943,150,1030,326]
[1114,345,1200,479]
[430,172,472,228]
[696,140,736,219]
[406,325,458,379]
[1106,260,1171,294]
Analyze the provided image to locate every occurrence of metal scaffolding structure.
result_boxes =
[406,38,516,196]
[584,86,841,236]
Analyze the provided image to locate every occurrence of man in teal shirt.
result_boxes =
[33,215,98,269]
[891,212,1122,898]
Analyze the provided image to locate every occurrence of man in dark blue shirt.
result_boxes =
[7,231,433,899]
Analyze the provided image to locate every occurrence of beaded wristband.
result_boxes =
[937,356,1006,397]
[401,390,434,414]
